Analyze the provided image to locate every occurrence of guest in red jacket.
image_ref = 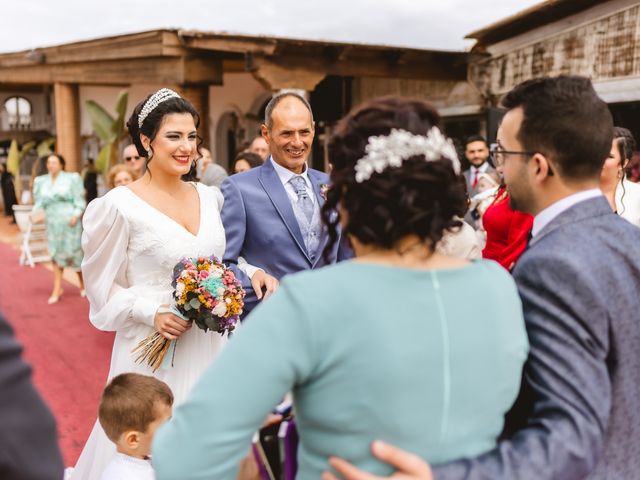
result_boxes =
[482,142,533,271]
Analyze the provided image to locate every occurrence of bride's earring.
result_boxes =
[618,168,624,179]
[146,149,153,161]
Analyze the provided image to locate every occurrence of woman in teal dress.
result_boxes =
[152,97,529,479]
[33,154,86,304]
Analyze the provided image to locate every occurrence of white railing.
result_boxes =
[0,111,54,132]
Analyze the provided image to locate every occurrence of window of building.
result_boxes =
[3,96,32,129]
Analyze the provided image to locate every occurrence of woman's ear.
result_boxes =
[140,134,151,152]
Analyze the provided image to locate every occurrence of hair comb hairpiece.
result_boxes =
[354,127,461,183]
[138,88,181,128]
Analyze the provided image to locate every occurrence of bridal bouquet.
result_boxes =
[133,255,245,371]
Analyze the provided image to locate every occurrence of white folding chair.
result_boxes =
[12,205,51,267]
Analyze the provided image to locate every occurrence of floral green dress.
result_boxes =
[33,172,86,270]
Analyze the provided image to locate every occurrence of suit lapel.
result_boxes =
[308,170,326,208]
[258,161,310,262]
[308,170,330,267]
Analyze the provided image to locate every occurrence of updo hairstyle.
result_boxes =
[321,96,467,260]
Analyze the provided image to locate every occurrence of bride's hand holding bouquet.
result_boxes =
[133,255,245,371]
[154,308,192,340]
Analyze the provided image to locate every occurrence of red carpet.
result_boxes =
[0,242,114,466]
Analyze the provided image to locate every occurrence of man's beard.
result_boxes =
[507,188,530,213]
[508,194,520,211]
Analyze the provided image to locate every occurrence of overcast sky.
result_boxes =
[1,0,542,53]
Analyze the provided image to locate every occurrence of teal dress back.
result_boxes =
[153,260,529,480]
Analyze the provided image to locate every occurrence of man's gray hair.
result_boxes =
[263,90,314,130]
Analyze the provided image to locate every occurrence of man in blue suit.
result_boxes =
[221,91,351,315]
[325,77,640,480]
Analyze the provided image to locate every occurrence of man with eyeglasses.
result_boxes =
[122,144,145,178]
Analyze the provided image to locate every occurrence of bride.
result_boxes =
[70,88,261,478]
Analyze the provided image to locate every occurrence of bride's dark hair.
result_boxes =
[321,96,467,261]
[126,91,203,178]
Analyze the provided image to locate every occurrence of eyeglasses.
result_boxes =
[489,143,554,176]
[489,143,535,166]
[125,155,142,162]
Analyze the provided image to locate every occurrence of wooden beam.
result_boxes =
[0,31,184,69]
[250,59,326,91]
[179,34,277,55]
[250,52,465,86]
[0,56,223,86]
[182,56,224,85]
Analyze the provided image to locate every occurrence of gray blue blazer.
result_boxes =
[434,196,640,479]
[220,158,351,314]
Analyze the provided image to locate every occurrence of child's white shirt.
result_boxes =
[100,452,155,480]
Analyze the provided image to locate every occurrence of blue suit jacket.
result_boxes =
[220,158,351,314]
[434,196,640,479]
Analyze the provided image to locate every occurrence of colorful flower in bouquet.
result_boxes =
[133,255,245,371]
[172,256,245,333]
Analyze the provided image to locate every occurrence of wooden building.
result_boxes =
[0,29,472,174]
[466,0,640,142]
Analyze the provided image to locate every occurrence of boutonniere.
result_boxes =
[320,184,330,200]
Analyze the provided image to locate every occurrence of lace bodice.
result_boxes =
[123,186,225,288]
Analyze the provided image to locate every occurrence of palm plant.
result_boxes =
[7,139,36,201]
[85,90,128,176]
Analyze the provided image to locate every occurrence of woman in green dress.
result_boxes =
[33,154,86,304]
[152,97,529,479]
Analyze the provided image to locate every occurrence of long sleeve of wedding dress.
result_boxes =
[82,196,160,337]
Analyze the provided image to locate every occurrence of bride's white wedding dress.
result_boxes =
[70,183,228,479]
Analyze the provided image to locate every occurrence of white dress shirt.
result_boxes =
[532,188,603,237]
[270,156,315,205]
[100,453,155,480]
[469,162,490,180]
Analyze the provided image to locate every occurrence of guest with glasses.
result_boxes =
[122,143,146,179]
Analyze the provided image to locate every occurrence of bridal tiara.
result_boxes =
[138,88,182,128]
[353,127,461,183]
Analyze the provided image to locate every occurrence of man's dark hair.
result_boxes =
[501,75,613,181]
[464,135,488,148]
